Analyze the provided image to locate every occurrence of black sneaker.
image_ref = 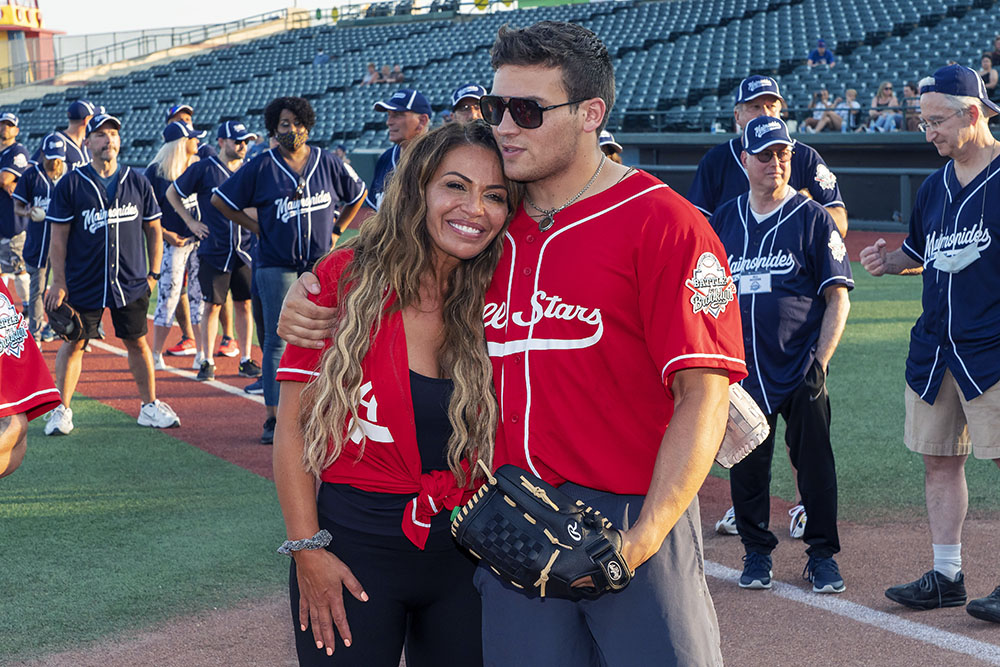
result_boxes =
[804,555,845,593]
[967,585,1000,623]
[738,552,772,589]
[261,416,276,445]
[885,570,967,609]
[238,359,262,378]
[196,360,216,382]
[243,379,264,395]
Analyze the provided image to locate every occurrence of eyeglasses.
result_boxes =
[233,139,249,146]
[917,109,965,133]
[292,177,306,201]
[479,95,586,129]
[884,86,893,91]
[751,148,793,163]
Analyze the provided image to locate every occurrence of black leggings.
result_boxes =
[289,523,483,667]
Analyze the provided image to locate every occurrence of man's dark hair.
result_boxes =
[264,97,316,134]
[490,21,615,133]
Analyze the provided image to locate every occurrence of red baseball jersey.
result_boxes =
[0,280,60,421]
[485,170,747,494]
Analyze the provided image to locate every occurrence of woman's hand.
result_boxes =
[185,218,210,240]
[162,230,186,247]
[293,548,369,656]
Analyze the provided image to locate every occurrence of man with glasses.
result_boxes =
[689,75,848,238]
[450,83,485,123]
[861,64,1000,624]
[711,116,852,595]
[278,21,746,665]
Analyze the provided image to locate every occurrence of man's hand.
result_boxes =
[277,272,337,349]
[162,230,186,247]
[44,282,66,310]
[146,276,157,293]
[859,238,889,276]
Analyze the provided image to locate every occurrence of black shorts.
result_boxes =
[199,259,252,304]
[74,292,150,341]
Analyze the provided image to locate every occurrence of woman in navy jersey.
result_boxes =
[273,121,519,666]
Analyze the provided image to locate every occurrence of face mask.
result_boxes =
[933,242,981,273]
[275,128,307,151]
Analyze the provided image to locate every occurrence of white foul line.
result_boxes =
[88,339,265,405]
[705,560,1000,665]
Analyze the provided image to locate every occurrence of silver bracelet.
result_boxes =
[277,529,332,556]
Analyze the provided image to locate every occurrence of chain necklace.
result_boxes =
[525,154,606,232]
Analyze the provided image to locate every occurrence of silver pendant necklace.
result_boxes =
[525,154,606,232]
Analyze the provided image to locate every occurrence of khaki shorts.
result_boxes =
[904,368,1000,460]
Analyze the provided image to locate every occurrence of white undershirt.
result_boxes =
[750,185,795,223]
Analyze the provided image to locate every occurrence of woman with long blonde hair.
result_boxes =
[273,120,519,667]
[145,121,205,370]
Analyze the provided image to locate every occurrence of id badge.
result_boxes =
[739,272,771,295]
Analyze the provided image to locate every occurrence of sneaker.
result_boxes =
[739,552,772,589]
[196,360,216,381]
[152,352,167,371]
[715,506,738,536]
[192,352,205,370]
[967,585,1000,623]
[261,416,276,445]
[137,400,180,428]
[238,359,262,378]
[885,570,967,609]
[216,335,239,358]
[44,404,74,436]
[165,336,196,356]
[244,378,264,395]
[40,324,57,342]
[804,556,846,593]
[789,504,807,539]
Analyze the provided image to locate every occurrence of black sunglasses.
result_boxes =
[479,95,586,129]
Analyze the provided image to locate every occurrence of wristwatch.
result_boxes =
[148,271,161,280]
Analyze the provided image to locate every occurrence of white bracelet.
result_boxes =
[277,529,332,556]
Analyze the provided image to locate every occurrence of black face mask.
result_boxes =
[275,128,308,151]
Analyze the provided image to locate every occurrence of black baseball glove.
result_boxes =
[451,463,632,600]
[45,302,84,341]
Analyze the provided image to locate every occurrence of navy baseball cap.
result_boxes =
[217,120,257,141]
[163,121,207,142]
[817,39,826,47]
[919,64,1000,117]
[67,100,96,120]
[86,113,121,135]
[742,116,795,154]
[0,112,19,126]
[736,75,785,105]
[451,83,486,109]
[165,103,194,122]
[42,134,68,160]
[599,130,622,153]
[374,89,432,116]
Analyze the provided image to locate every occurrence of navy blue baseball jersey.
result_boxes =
[711,190,853,412]
[174,155,253,272]
[364,143,401,211]
[46,164,162,310]
[144,164,198,238]
[30,131,90,171]
[11,165,56,269]
[214,146,364,271]
[901,155,1000,403]
[0,142,30,238]
[197,143,217,160]
[688,138,844,218]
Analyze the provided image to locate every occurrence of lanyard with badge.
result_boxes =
[737,195,781,295]
[933,155,995,274]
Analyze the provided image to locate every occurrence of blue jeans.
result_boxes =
[256,266,299,407]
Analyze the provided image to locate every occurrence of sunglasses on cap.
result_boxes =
[479,95,586,129]
[750,147,793,163]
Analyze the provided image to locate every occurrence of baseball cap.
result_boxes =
[741,116,795,154]
[451,83,486,109]
[165,103,194,122]
[919,64,1000,117]
[163,121,207,142]
[67,100,96,120]
[86,113,122,136]
[599,130,622,153]
[374,89,432,116]
[217,120,257,141]
[42,134,67,160]
[0,112,19,127]
[817,39,826,47]
[736,75,785,105]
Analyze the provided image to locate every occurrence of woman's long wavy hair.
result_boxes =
[299,120,521,486]
[150,137,197,181]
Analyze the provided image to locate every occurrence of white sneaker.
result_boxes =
[715,506,738,535]
[789,504,807,539]
[152,353,167,371]
[138,400,180,428]
[44,404,74,436]
[192,353,205,370]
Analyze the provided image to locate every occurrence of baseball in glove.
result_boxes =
[715,383,770,469]
[45,302,84,341]
[451,462,631,600]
